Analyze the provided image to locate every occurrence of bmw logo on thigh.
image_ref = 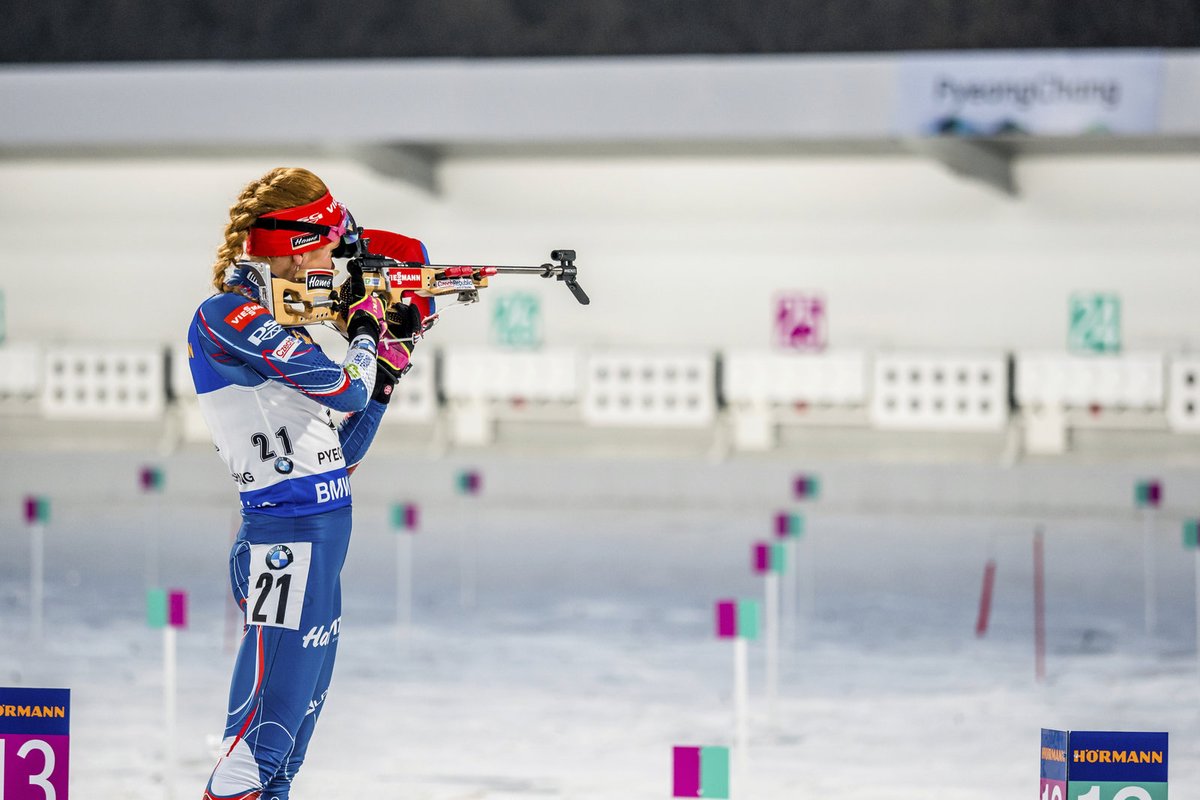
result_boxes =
[266,544,294,570]
[274,456,294,474]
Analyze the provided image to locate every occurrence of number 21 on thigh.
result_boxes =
[247,542,312,631]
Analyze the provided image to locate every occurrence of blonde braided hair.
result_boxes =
[210,167,330,292]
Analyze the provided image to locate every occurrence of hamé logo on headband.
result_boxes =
[290,233,321,250]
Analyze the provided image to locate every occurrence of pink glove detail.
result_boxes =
[377,332,412,377]
[348,294,386,327]
[345,294,386,339]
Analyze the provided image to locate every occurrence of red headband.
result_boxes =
[245,191,349,257]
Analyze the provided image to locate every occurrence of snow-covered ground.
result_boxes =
[2,450,1199,798]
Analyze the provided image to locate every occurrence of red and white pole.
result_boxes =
[1033,526,1046,683]
[975,558,997,638]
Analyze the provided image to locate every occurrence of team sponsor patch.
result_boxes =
[290,233,321,250]
[306,270,334,291]
[271,336,301,362]
[346,348,375,378]
[266,544,293,569]
[387,270,424,289]
[248,319,285,346]
[225,303,269,331]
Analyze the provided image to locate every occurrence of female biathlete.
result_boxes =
[187,167,428,799]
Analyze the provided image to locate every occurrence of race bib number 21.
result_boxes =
[246,542,311,630]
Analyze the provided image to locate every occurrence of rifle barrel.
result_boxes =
[491,265,556,277]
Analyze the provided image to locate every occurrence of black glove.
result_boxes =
[372,302,424,404]
[339,270,383,341]
[386,302,423,352]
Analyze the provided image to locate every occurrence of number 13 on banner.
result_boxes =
[0,687,70,799]
[1075,788,1158,800]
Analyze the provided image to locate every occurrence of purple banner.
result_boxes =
[715,600,737,638]
[672,746,701,797]
[0,687,70,799]
[753,543,770,574]
[168,590,187,628]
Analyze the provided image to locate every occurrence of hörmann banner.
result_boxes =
[0,686,70,798]
[1041,728,1068,799]
[1040,729,1168,800]
[896,51,1163,137]
[1068,730,1167,800]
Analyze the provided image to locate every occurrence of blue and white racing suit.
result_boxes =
[188,265,387,800]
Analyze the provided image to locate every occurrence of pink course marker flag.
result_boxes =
[23,496,49,524]
[457,469,482,496]
[139,466,165,493]
[753,541,787,575]
[147,589,188,629]
[774,293,827,352]
[715,599,761,640]
[673,745,730,798]
[1135,479,1162,509]
[392,502,419,532]
[793,473,821,500]
[168,590,187,628]
[774,511,804,539]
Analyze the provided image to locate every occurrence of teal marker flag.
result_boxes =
[392,502,419,532]
[753,541,787,574]
[23,495,50,524]
[793,473,820,500]
[774,511,804,539]
[457,469,482,495]
[1135,479,1162,509]
[1184,520,1199,550]
[140,466,165,493]
[147,589,187,628]
[715,599,760,640]
[673,745,730,798]
[147,588,168,629]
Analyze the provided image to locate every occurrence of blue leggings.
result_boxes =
[204,506,352,800]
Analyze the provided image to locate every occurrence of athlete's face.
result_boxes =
[270,240,338,282]
[300,240,338,274]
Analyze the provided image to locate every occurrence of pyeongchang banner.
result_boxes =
[896,50,1163,137]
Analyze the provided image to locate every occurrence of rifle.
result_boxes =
[349,248,589,308]
[332,232,588,336]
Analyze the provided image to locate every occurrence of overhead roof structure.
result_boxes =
[3,50,1200,196]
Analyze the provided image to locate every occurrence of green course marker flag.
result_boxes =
[146,588,168,629]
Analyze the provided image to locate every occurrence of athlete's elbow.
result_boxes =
[320,385,370,414]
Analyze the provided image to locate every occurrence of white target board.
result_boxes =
[1016,351,1164,412]
[583,351,715,428]
[1167,356,1200,432]
[41,345,166,421]
[380,357,437,424]
[0,343,42,414]
[871,352,1008,431]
